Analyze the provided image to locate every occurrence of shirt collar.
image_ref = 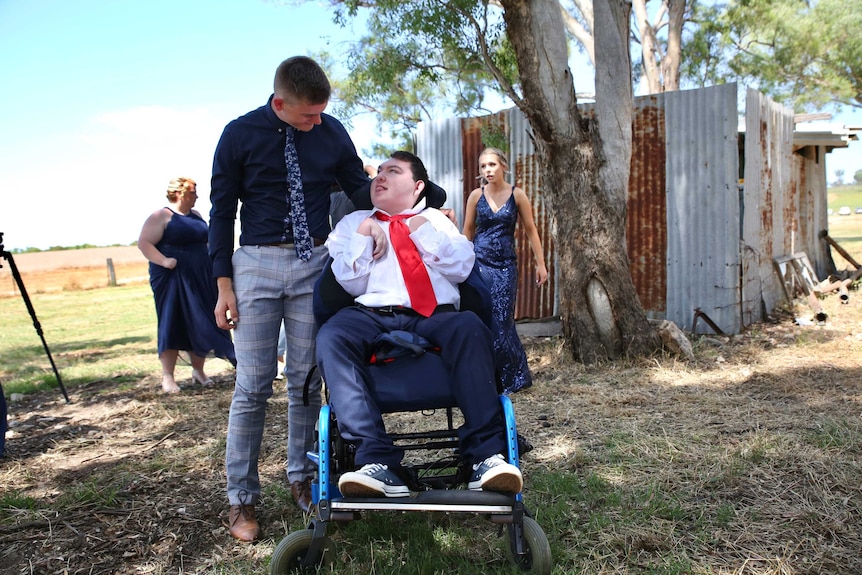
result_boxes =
[372,198,427,218]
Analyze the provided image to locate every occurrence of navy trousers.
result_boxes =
[316,306,507,469]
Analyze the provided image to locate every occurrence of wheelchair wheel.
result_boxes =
[270,529,334,574]
[504,516,552,574]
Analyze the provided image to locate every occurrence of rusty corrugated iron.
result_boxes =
[419,84,833,334]
[628,96,668,315]
[743,88,797,321]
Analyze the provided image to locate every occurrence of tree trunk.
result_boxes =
[663,0,686,90]
[500,0,659,363]
[632,0,687,93]
[633,0,662,93]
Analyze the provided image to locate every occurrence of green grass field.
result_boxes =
[826,185,862,268]
[828,183,862,213]
[0,285,159,396]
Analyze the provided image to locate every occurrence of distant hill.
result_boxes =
[2,246,146,273]
[0,246,148,297]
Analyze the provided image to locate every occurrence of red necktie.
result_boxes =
[375,212,437,317]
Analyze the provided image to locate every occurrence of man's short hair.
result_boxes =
[274,56,331,104]
[389,151,430,207]
[390,151,429,185]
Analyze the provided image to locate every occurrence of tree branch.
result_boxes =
[449,0,523,108]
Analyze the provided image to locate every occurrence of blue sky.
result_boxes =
[0,0,859,251]
[0,0,375,250]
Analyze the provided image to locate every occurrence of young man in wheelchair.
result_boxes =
[316,150,522,498]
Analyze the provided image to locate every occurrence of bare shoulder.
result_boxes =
[146,207,172,224]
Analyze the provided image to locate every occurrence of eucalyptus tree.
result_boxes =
[555,0,690,94]
[684,0,862,111]
[314,0,660,363]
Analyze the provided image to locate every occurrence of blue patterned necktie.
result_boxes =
[283,127,313,261]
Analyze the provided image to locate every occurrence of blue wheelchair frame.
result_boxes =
[310,395,522,505]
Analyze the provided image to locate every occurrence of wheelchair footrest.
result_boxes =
[328,489,516,515]
[412,489,514,505]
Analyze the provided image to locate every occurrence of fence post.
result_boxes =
[106,258,117,286]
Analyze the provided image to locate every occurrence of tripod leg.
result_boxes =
[2,251,70,403]
[0,382,6,457]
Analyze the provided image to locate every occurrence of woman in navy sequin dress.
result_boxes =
[138,177,236,393]
[463,149,547,394]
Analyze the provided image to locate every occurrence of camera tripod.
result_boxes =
[1,232,70,403]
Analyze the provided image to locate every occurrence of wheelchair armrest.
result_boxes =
[313,258,356,327]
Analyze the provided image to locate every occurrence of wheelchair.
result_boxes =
[270,259,552,574]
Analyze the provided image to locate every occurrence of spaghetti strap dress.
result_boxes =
[472,187,532,393]
[149,209,236,364]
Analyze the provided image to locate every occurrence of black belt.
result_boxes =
[259,238,325,248]
[356,303,457,316]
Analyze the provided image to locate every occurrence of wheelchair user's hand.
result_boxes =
[358,217,388,259]
[408,215,429,233]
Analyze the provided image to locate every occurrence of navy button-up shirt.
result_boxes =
[208,96,373,278]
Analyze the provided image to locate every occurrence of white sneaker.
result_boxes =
[467,454,523,494]
[338,463,411,498]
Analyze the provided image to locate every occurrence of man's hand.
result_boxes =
[357,218,388,259]
[215,277,239,330]
[439,208,456,225]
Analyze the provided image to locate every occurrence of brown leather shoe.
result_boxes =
[227,504,260,542]
[290,478,314,513]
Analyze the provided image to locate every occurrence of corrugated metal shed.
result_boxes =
[741,88,795,324]
[664,83,741,334]
[418,84,854,333]
[416,116,464,224]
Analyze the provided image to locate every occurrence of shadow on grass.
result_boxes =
[4,358,862,574]
[8,336,152,364]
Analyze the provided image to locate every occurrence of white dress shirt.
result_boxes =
[325,203,476,309]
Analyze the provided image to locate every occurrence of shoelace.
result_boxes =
[474,454,505,471]
[361,463,388,474]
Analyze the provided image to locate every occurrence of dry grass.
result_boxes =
[2,287,861,573]
[2,242,862,573]
[512,290,862,574]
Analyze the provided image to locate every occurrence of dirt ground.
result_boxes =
[2,289,862,574]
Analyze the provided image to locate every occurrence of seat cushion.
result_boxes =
[367,352,455,412]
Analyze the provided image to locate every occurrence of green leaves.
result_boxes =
[315,1,511,154]
[684,0,862,111]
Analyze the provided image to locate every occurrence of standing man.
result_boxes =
[209,56,375,542]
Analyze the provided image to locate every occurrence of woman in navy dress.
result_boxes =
[138,177,236,393]
[463,149,547,394]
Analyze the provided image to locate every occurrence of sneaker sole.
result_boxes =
[339,475,411,498]
[467,468,523,495]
